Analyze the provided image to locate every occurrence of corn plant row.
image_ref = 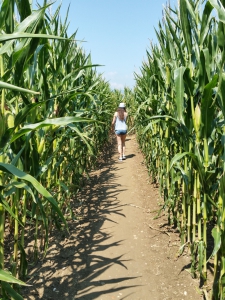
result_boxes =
[0,1,116,299]
[132,0,225,299]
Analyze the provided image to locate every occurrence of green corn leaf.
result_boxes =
[218,73,225,117]
[207,194,218,208]
[170,152,189,170]
[37,197,49,256]
[164,27,177,66]
[165,12,185,65]
[198,240,205,275]
[185,0,198,21]
[14,101,44,128]
[154,25,170,62]
[172,165,189,187]
[0,5,46,54]
[201,74,218,138]
[149,114,181,124]
[10,116,95,142]
[0,32,71,43]
[15,0,32,21]
[0,197,23,227]
[0,80,39,94]
[11,145,26,166]
[200,1,214,46]
[67,124,94,155]
[211,227,222,257]
[219,173,225,209]
[174,66,186,124]
[179,242,189,255]
[149,115,189,135]
[183,68,196,97]
[1,281,24,300]
[209,0,225,24]
[143,120,159,134]
[0,0,12,30]
[221,259,225,280]
[170,151,205,190]
[203,48,210,83]
[0,269,30,286]
[59,180,69,193]
[0,163,67,227]
[180,0,192,54]
[4,181,36,203]
[18,243,28,279]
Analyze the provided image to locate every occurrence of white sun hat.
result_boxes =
[119,102,126,108]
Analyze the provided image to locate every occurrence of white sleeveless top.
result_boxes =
[115,113,127,131]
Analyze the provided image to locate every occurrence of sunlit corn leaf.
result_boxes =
[0,163,67,227]
[0,269,30,286]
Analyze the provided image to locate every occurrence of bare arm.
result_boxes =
[111,112,117,130]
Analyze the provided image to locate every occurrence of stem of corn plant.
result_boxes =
[12,189,20,277]
[34,207,39,262]
[0,203,5,270]
[197,173,201,241]
[193,170,197,243]
[202,193,207,283]
[0,55,5,272]
[187,200,191,244]
[21,190,27,247]
[11,99,20,275]
[0,55,5,114]
[187,138,193,245]
[202,133,209,283]
[181,155,188,245]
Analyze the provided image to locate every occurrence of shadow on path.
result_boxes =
[23,139,140,300]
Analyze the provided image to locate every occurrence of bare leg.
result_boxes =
[121,134,126,157]
[116,135,123,158]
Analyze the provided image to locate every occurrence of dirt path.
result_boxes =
[24,135,203,300]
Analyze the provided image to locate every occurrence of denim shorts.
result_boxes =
[115,130,127,135]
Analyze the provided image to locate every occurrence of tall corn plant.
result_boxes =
[0,1,115,299]
[133,0,225,298]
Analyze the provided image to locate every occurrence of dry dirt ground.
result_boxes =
[22,134,204,300]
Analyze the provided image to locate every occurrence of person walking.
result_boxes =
[111,102,128,161]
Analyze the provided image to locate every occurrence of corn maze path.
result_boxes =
[23,134,203,300]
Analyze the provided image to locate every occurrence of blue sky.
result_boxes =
[48,0,178,90]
